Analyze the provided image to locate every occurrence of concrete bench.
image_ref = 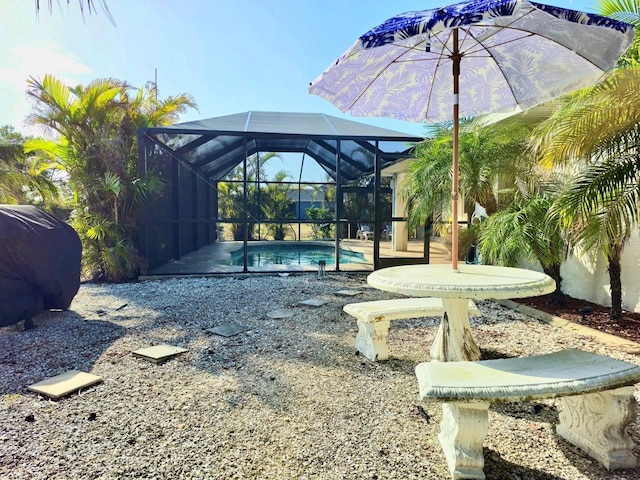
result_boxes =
[344,298,481,361]
[415,349,640,479]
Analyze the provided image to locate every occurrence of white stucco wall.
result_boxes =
[560,230,640,313]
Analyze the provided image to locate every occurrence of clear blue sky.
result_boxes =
[0,0,596,179]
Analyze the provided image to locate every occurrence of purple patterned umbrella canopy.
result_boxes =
[309,0,634,268]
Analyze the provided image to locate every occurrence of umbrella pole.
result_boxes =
[451,28,461,271]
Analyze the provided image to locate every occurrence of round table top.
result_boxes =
[367,264,556,300]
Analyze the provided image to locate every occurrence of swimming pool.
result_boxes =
[225,242,366,267]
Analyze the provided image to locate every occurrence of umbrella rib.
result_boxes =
[464,28,520,111]
[430,28,455,57]
[425,31,455,123]
[460,31,535,58]
[456,3,610,70]
[489,26,610,70]
[345,38,435,112]
[459,22,609,110]
[463,25,608,107]
[461,5,538,52]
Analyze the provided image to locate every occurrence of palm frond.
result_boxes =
[552,153,639,258]
[531,68,640,166]
[595,0,640,25]
[36,0,116,26]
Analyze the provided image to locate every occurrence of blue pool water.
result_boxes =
[225,242,366,267]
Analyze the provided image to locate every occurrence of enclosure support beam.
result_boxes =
[242,137,248,273]
[191,167,198,252]
[335,139,342,272]
[136,131,150,263]
[373,141,381,270]
[392,173,408,252]
[172,146,181,262]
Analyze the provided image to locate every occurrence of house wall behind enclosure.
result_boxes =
[560,230,640,313]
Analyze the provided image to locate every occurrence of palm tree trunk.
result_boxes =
[542,263,566,306]
[607,250,624,321]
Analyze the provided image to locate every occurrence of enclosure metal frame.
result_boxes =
[137,112,424,274]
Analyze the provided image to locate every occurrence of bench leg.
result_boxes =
[557,386,637,470]
[438,401,489,479]
[431,298,481,362]
[355,319,390,361]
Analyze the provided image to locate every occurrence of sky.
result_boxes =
[0,0,597,180]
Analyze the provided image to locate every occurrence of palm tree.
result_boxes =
[553,166,634,320]
[261,170,294,240]
[314,173,336,208]
[515,1,640,321]
[127,82,197,128]
[479,172,568,305]
[25,74,195,281]
[531,68,640,321]
[402,118,533,259]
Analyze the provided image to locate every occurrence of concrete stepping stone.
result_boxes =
[28,370,103,400]
[132,344,187,364]
[266,309,294,319]
[334,289,362,297]
[206,324,249,337]
[299,298,329,307]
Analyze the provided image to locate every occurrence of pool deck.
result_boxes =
[144,238,450,277]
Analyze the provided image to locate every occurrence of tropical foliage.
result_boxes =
[260,171,295,240]
[309,174,335,209]
[402,119,534,259]
[530,68,640,319]
[217,153,282,240]
[520,1,640,318]
[25,75,196,281]
[305,205,333,239]
[595,0,640,67]
[0,125,60,207]
[478,171,568,304]
[403,119,532,229]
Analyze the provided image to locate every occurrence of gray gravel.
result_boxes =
[1,274,639,480]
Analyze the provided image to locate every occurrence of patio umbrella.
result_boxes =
[309,0,635,269]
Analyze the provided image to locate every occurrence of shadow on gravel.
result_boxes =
[378,356,417,376]
[488,403,628,479]
[480,348,516,360]
[485,443,628,480]
[0,310,126,395]
[484,448,566,479]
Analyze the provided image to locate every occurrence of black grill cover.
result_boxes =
[0,205,82,327]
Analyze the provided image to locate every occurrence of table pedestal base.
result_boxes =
[430,298,481,362]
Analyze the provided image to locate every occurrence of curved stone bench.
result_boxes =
[344,298,480,361]
[415,349,640,479]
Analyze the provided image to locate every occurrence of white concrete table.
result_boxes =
[367,264,556,362]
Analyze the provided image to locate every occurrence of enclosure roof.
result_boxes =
[139,111,421,182]
[149,111,423,139]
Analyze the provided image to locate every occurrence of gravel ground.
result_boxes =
[1,273,639,480]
